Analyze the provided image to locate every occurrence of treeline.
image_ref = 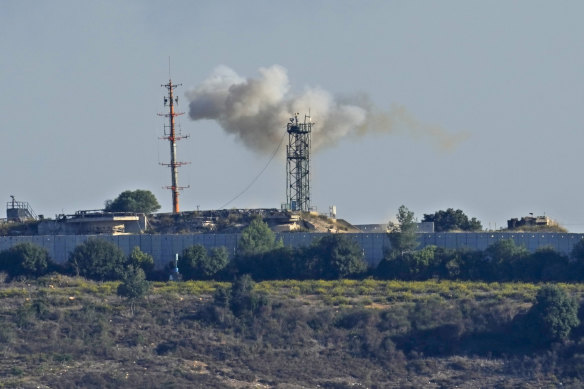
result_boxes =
[3,217,584,285]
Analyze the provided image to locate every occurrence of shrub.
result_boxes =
[307,234,367,280]
[127,246,155,275]
[117,266,151,300]
[68,238,127,281]
[179,245,230,280]
[104,189,160,214]
[524,285,580,345]
[229,274,268,317]
[0,242,53,278]
[237,217,282,257]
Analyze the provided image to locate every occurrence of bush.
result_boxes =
[127,246,155,275]
[524,285,580,345]
[0,242,54,278]
[377,246,438,280]
[68,238,127,281]
[179,245,230,280]
[307,234,367,280]
[104,189,160,214]
[229,274,268,317]
[237,217,282,257]
[117,266,151,300]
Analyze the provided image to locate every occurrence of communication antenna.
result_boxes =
[286,112,313,212]
[158,66,190,214]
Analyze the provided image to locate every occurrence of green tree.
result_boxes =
[68,238,127,281]
[388,205,419,255]
[104,189,161,214]
[377,245,438,280]
[117,266,151,300]
[229,274,268,317]
[422,208,482,232]
[0,242,53,278]
[117,265,151,315]
[309,234,367,279]
[237,217,282,257]
[179,244,208,280]
[127,246,155,275]
[483,239,529,281]
[179,245,230,280]
[526,285,579,344]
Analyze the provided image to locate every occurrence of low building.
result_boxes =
[507,215,558,230]
[38,210,148,235]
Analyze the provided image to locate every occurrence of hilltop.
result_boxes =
[147,209,360,234]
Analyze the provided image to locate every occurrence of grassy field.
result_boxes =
[1,275,584,388]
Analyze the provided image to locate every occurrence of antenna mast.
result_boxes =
[158,74,189,214]
[286,113,312,212]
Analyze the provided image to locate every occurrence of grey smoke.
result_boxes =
[186,65,467,154]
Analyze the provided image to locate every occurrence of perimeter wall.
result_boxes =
[1,232,584,269]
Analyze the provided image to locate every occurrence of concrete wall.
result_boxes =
[1,232,583,269]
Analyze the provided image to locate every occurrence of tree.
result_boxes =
[524,285,579,345]
[68,238,127,281]
[127,246,155,275]
[104,189,160,214]
[309,234,367,279]
[388,205,419,255]
[422,208,482,232]
[229,274,268,317]
[179,245,230,280]
[377,245,437,280]
[483,239,529,281]
[237,217,282,257]
[0,243,53,278]
[117,265,151,315]
[117,266,151,300]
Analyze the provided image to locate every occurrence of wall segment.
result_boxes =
[1,232,583,269]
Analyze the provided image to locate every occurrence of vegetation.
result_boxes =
[178,245,229,280]
[423,208,483,232]
[387,205,419,255]
[308,234,367,280]
[236,217,283,256]
[104,189,161,214]
[0,277,584,387]
[117,266,151,301]
[127,246,155,275]
[524,285,580,344]
[68,238,127,281]
[0,242,54,278]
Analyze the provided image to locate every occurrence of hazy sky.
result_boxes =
[1,1,583,231]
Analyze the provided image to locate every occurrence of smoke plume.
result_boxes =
[186,65,467,154]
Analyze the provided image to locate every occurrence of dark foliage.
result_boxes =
[117,266,151,300]
[127,246,155,276]
[521,285,580,345]
[0,242,54,278]
[104,189,160,214]
[376,239,577,283]
[306,234,368,280]
[179,244,230,280]
[237,217,282,257]
[67,238,127,281]
[423,208,482,232]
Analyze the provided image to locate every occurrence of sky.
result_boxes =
[1,1,583,231]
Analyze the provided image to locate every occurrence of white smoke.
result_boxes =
[186,65,467,153]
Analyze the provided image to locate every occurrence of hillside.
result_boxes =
[1,276,584,388]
